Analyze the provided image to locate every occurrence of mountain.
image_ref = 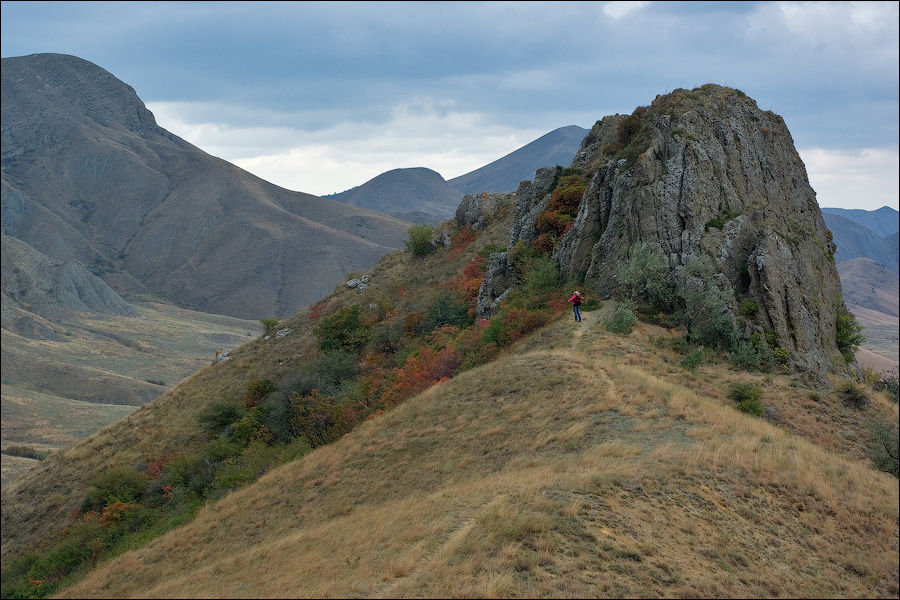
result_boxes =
[821,206,899,238]
[1,53,413,320]
[838,257,899,317]
[328,167,463,222]
[3,185,897,598]
[822,213,898,274]
[327,126,589,224]
[837,257,899,373]
[448,125,588,194]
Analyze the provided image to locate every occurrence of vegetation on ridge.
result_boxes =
[2,185,896,598]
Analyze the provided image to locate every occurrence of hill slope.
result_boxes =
[821,206,899,238]
[1,53,412,319]
[2,193,897,598]
[57,308,900,598]
[329,167,463,222]
[3,87,897,599]
[449,125,588,194]
[823,213,898,274]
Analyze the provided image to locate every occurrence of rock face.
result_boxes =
[456,192,514,232]
[485,84,844,378]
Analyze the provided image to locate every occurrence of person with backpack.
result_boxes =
[569,290,583,322]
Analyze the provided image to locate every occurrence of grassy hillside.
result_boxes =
[2,196,897,598]
[1,301,258,485]
[55,308,900,598]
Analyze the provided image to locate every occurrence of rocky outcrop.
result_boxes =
[456,192,514,231]
[475,252,513,320]
[490,84,845,378]
[508,168,560,246]
[1,234,137,322]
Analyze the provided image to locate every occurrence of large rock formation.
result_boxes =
[482,84,845,378]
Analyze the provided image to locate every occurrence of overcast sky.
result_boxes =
[2,1,898,210]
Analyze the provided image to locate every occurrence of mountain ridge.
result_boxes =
[1,53,412,320]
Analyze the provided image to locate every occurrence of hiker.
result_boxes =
[569,290,583,322]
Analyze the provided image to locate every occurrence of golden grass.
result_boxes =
[57,316,899,599]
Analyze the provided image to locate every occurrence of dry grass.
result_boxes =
[58,316,899,598]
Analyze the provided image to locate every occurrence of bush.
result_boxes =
[604,301,638,335]
[421,291,472,333]
[199,400,243,431]
[835,303,865,363]
[616,242,675,312]
[244,378,277,408]
[875,372,899,403]
[839,381,869,409]
[681,350,703,371]
[581,297,601,311]
[260,318,279,337]
[872,422,899,477]
[406,224,436,257]
[728,382,764,416]
[83,467,150,511]
[729,341,762,371]
[314,305,372,353]
[677,255,736,349]
[738,298,758,316]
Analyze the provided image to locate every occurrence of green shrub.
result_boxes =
[314,305,372,353]
[872,422,899,477]
[421,291,471,332]
[82,467,150,511]
[729,341,762,371]
[839,381,869,409]
[677,255,736,349]
[835,304,865,363]
[616,242,675,312]
[580,297,601,311]
[727,382,764,416]
[260,318,279,336]
[604,301,638,335]
[875,372,899,403]
[406,224,436,257]
[199,400,243,431]
[739,298,758,316]
[681,350,703,371]
[287,349,359,397]
[244,378,277,408]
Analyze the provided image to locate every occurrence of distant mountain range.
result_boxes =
[821,206,899,238]
[328,167,463,222]
[328,126,588,224]
[822,208,898,275]
[821,206,899,372]
[1,53,412,320]
[448,125,589,195]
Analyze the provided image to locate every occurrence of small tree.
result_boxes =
[260,318,279,337]
[835,303,865,363]
[406,224,436,257]
[617,242,675,312]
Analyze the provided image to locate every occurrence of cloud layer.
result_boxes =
[2,1,897,208]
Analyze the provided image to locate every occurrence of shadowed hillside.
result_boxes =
[823,213,898,275]
[1,53,412,320]
[449,125,588,195]
[822,206,899,239]
[329,167,464,223]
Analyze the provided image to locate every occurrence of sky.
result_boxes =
[1,1,898,210]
